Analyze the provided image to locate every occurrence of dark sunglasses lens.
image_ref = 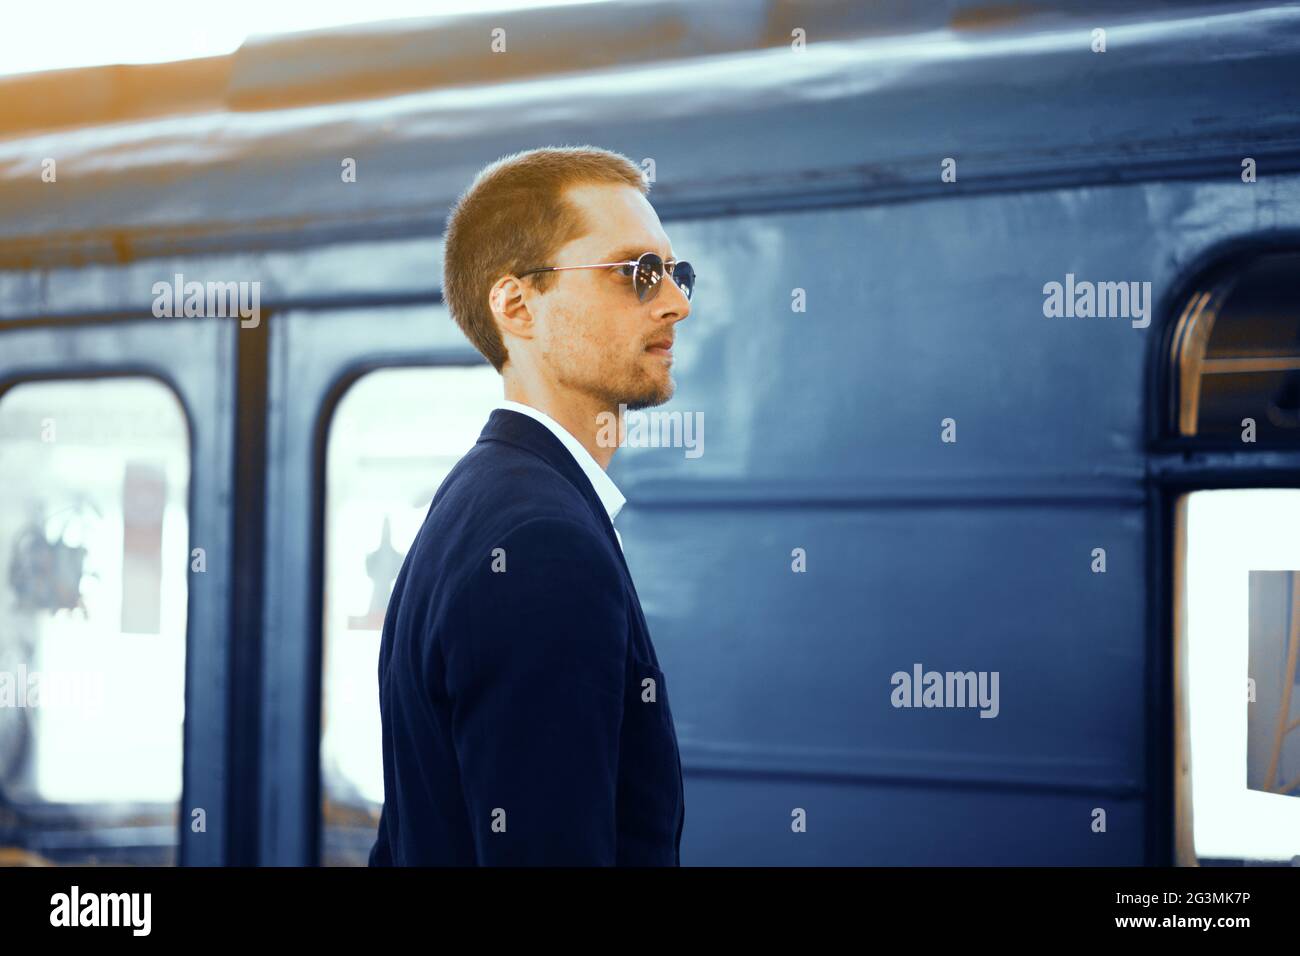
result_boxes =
[672,261,695,300]
[634,253,664,301]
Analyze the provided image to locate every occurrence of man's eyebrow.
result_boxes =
[603,244,674,262]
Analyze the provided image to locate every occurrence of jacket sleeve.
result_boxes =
[444,516,628,865]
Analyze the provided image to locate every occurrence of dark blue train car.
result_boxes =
[1,0,1299,866]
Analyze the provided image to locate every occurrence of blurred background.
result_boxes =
[2,0,1300,866]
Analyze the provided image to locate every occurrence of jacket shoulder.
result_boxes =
[435,437,610,544]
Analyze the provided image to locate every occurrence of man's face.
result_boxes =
[524,182,690,411]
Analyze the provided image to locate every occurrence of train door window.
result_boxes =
[321,364,500,866]
[1169,250,1300,864]
[0,377,190,865]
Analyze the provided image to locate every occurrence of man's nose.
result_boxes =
[655,274,691,318]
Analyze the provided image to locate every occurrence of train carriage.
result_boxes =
[1,0,1299,865]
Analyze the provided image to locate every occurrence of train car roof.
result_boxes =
[0,0,1298,269]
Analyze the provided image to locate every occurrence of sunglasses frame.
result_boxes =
[517,251,694,303]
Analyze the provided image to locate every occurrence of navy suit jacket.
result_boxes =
[368,407,685,865]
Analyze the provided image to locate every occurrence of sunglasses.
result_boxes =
[518,251,695,303]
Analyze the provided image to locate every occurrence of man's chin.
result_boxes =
[620,378,674,411]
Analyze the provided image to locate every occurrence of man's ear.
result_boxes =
[489,276,535,344]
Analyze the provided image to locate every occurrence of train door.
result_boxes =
[258,300,498,865]
[0,315,237,865]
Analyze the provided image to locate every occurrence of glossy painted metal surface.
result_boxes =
[1,3,1299,270]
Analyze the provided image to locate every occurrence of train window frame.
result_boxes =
[1155,244,1300,867]
[1164,250,1300,447]
[0,371,193,865]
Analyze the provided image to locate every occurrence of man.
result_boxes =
[369,146,693,865]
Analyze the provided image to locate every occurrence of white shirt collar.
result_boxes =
[494,400,627,533]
